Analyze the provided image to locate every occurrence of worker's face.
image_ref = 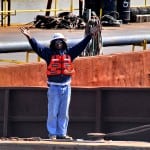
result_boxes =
[54,39,63,50]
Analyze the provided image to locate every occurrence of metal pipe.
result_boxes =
[102,34,150,47]
[1,34,150,53]
[1,0,3,26]
[54,0,58,17]
[0,40,53,53]
[79,0,83,17]
[0,41,32,53]
[145,0,147,6]
[45,0,52,16]
[0,8,79,14]
[8,0,10,26]
[70,0,73,12]
[3,0,8,27]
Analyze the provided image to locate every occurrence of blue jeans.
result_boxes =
[47,84,71,137]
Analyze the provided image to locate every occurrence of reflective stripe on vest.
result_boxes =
[47,54,75,76]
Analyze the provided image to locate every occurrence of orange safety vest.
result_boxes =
[47,54,75,76]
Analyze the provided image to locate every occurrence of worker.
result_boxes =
[20,25,100,140]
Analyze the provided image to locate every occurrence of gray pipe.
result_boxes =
[0,40,50,53]
[102,34,150,47]
[0,34,150,53]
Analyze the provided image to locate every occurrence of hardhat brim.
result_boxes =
[51,33,67,41]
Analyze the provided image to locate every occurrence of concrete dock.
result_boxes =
[0,139,150,150]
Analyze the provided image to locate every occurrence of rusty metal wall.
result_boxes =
[0,87,150,139]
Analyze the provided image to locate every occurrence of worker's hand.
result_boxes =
[90,25,100,37]
[20,27,31,39]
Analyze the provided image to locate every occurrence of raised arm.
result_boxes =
[68,25,100,60]
[20,27,50,59]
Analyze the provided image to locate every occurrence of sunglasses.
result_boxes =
[55,40,63,45]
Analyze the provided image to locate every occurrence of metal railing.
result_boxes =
[1,0,80,26]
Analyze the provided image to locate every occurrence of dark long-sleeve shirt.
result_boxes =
[28,34,92,83]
